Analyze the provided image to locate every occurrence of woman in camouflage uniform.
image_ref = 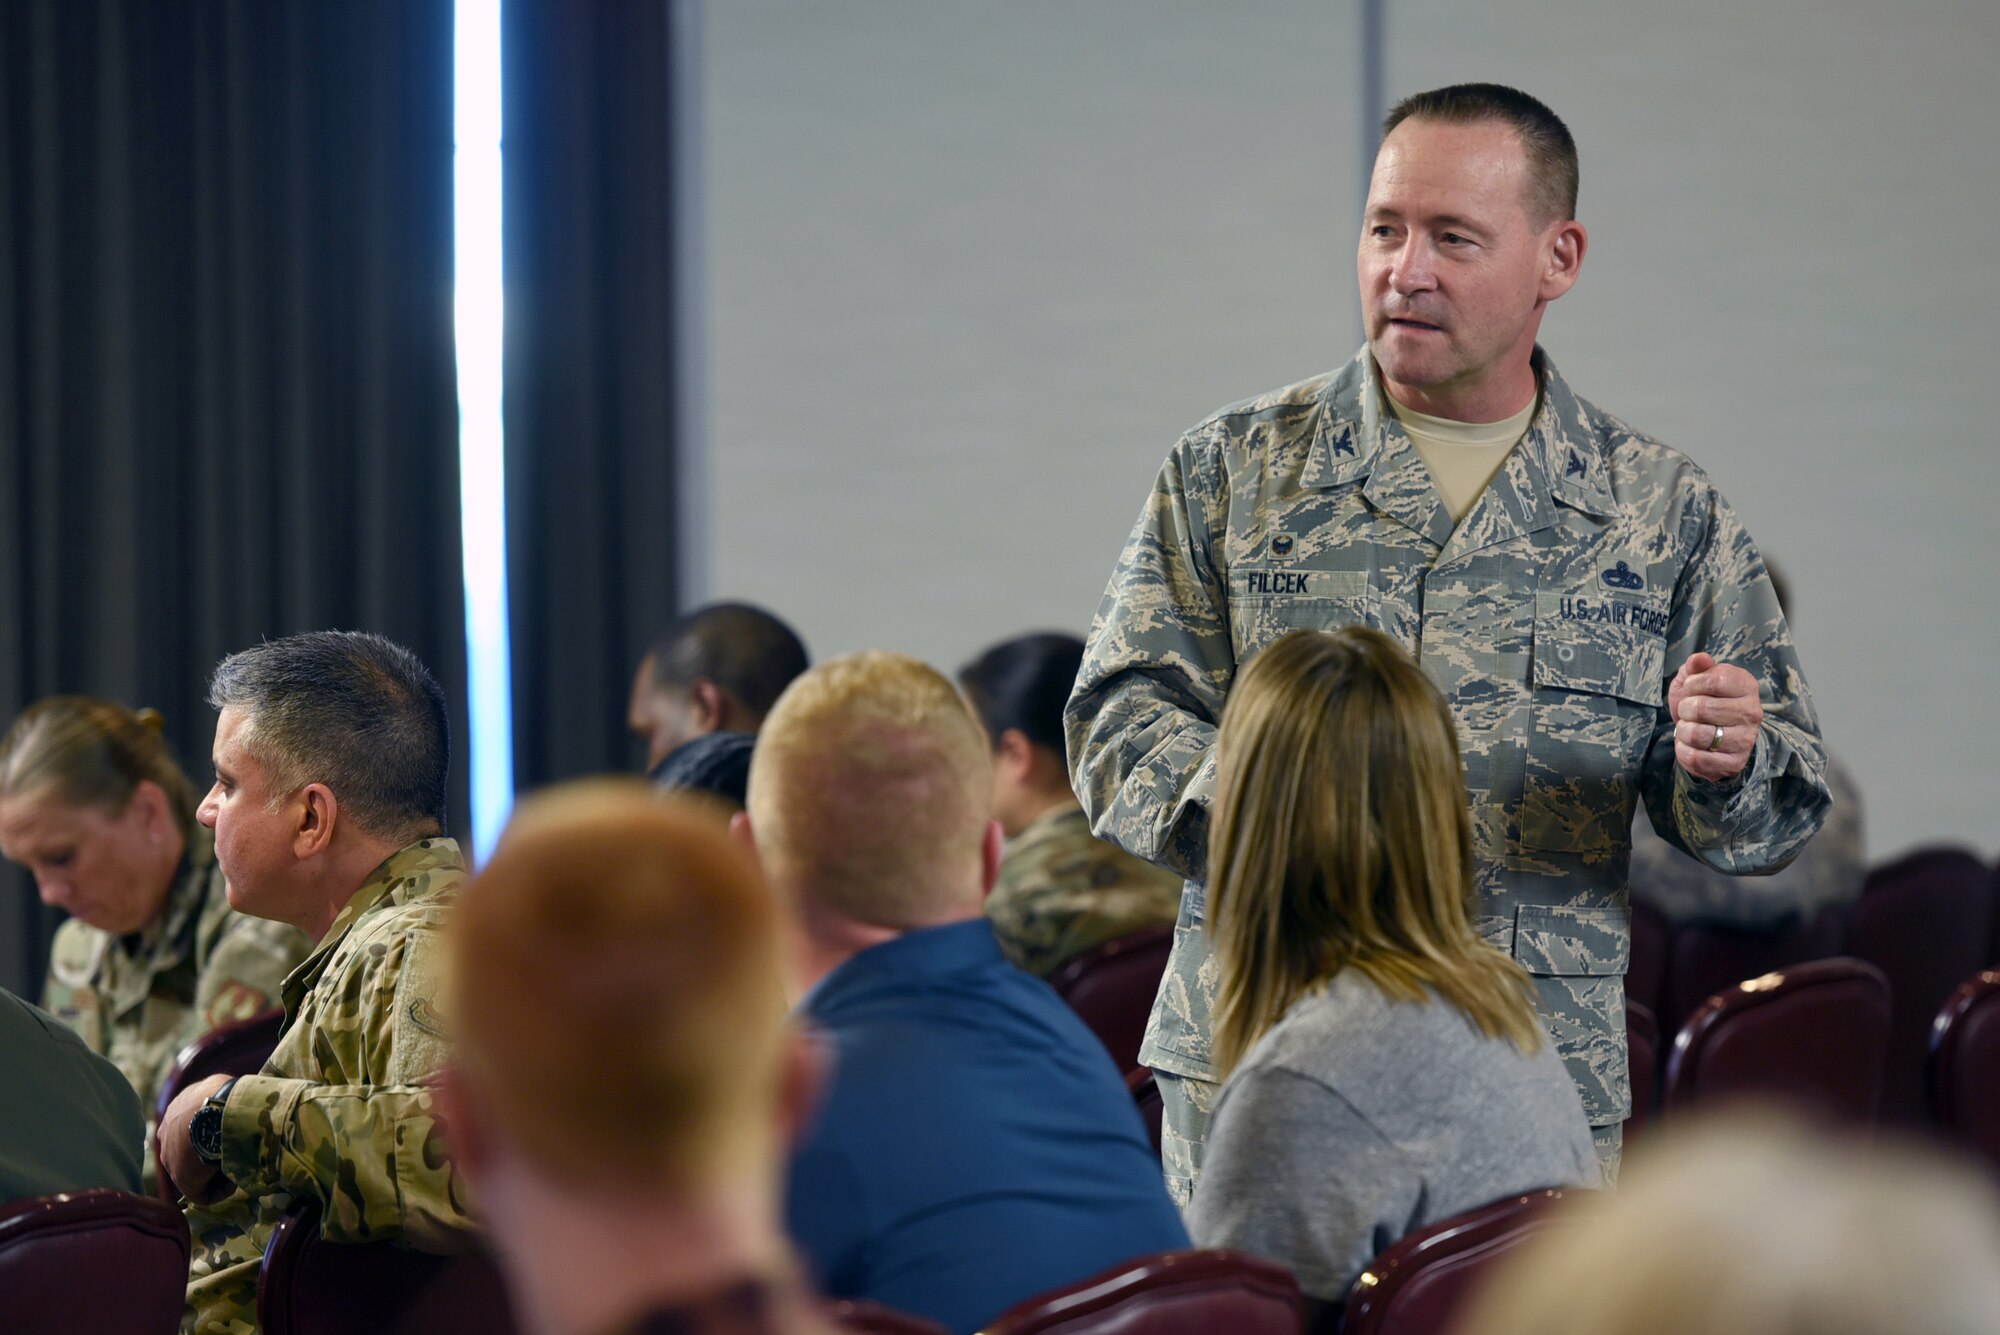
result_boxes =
[0,697,309,1186]
[960,633,1183,979]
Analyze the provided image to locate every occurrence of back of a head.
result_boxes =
[1208,627,1540,1075]
[1383,82,1578,227]
[748,651,992,929]
[957,632,1086,756]
[0,696,198,831]
[650,602,810,724]
[449,781,784,1193]
[1457,1111,2000,1335]
[207,630,449,843]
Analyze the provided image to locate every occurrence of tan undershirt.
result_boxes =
[1388,395,1538,523]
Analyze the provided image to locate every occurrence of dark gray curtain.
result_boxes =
[502,0,684,789]
[0,1,466,994]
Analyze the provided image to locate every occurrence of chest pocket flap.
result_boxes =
[1230,567,1375,659]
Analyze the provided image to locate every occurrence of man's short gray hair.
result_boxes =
[208,630,449,842]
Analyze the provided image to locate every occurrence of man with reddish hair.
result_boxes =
[439,780,830,1335]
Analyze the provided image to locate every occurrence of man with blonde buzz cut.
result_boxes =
[741,652,1187,1335]
[438,781,831,1335]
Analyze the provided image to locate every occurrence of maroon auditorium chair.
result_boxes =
[1654,910,1845,1040]
[981,1249,1301,1335]
[1845,847,1995,1125]
[0,1189,190,1334]
[821,1299,949,1334]
[1929,969,2000,1175]
[154,1007,286,1202]
[1624,899,1668,1022]
[1338,1188,1580,1335]
[258,1198,520,1335]
[1663,957,1891,1122]
[1622,1000,1659,1154]
[1048,924,1175,1073]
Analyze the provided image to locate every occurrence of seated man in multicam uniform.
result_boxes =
[0,697,310,1191]
[157,631,474,1335]
[957,633,1181,978]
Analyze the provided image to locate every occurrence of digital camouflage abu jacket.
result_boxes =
[1065,348,1830,1128]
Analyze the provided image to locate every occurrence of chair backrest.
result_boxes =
[1125,1066,1165,1159]
[1625,899,1668,1021]
[1929,969,2000,1173]
[1663,957,1891,1121]
[157,1007,288,1120]
[1657,912,1841,1040]
[1048,924,1175,1073]
[1622,1001,1659,1153]
[0,1188,191,1334]
[1339,1188,1577,1335]
[1846,847,1995,1125]
[154,1007,287,1201]
[258,1198,520,1335]
[981,1249,1301,1335]
[821,1299,950,1334]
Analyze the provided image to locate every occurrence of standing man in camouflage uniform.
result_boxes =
[1066,84,1829,1202]
[157,632,474,1334]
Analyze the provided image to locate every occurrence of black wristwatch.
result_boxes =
[191,1077,239,1165]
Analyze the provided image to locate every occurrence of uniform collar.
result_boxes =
[280,837,464,1015]
[97,825,217,1016]
[1009,801,1088,851]
[1301,347,1619,554]
[799,918,1004,1017]
[134,824,217,964]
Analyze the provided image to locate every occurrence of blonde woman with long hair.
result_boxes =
[1186,629,1595,1308]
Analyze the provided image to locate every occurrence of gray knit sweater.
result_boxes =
[1186,971,1598,1301]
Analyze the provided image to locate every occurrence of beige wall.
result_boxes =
[702,1,2000,859]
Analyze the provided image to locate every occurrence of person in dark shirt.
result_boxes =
[0,987,143,1203]
[738,651,1189,1335]
[628,603,808,778]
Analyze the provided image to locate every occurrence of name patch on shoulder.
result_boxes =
[1558,596,1669,637]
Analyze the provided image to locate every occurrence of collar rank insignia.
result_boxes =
[1565,450,1587,479]
[1332,432,1357,458]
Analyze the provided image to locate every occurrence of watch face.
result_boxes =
[193,1103,224,1163]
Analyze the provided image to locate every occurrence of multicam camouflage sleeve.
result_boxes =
[216,1077,467,1250]
[214,910,471,1252]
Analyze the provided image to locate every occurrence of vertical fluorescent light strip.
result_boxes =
[455,0,513,862]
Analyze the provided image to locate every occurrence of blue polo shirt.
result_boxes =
[786,919,1189,1334]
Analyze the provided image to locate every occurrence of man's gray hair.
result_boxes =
[208,630,449,841]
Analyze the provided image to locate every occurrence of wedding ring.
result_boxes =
[1708,724,1725,751]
